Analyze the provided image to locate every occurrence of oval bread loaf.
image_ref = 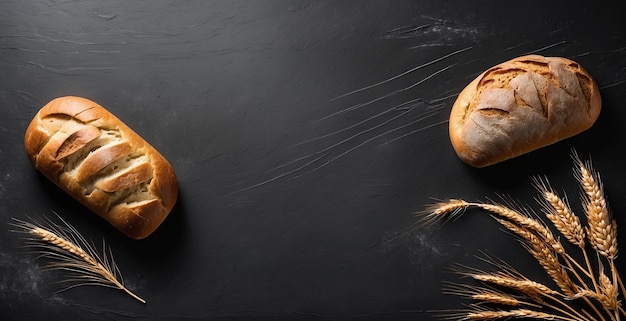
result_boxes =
[449,55,601,167]
[24,96,178,239]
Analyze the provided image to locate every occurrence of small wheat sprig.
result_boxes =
[11,214,146,303]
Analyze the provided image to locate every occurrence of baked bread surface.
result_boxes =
[24,96,178,239]
[449,55,601,167]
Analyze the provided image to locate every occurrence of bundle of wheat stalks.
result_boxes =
[420,153,624,321]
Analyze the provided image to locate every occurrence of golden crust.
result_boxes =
[449,55,601,167]
[24,96,178,239]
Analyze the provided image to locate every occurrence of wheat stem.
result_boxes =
[580,246,610,321]
[583,247,602,295]
[610,260,622,320]
[616,271,626,317]
[564,252,592,281]
[541,300,599,321]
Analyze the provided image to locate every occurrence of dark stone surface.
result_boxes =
[1,1,625,320]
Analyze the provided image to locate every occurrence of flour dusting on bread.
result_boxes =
[449,55,601,167]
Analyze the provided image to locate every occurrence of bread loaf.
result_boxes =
[449,55,601,167]
[24,96,178,239]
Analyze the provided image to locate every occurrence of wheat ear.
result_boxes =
[573,153,618,260]
[417,198,470,226]
[11,215,146,303]
[442,281,536,307]
[465,309,579,321]
[449,263,560,302]
[533,176,596,287]
[573,153,622,321]
[533,176,586,248]
[478,201,566,255]
[494,217,577,297]
[472,252,594,321]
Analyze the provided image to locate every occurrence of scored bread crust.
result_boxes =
[449,55,601,167]
[24,96,178,239]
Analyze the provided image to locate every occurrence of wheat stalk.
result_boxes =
[420,152,623,321]
[11,214,146,303]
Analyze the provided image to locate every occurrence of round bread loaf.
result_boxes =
[24,96,178,239]
[449,55,601,167]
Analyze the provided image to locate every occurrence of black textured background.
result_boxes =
[1,1,626,320]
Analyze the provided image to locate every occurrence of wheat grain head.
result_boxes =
[466,309,571,320]
[495,218,577,297]
[533,176,586,248]
[417,198,471,227]
[572,152,618,260]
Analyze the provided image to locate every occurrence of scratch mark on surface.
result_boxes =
[600,80,625,90]
[384,24,433,39]
[293,110,424,176]
[329,46,472,102]
[522,40,569,55]
[572,46,626,58]
[228,153,330,196]
[322,63,457,121]
[230,25,477,195]
[298,98,424,147]
[272,107,416,175]
[377,118,448,147]
[25,61,121,74]
[304,109,444,174]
